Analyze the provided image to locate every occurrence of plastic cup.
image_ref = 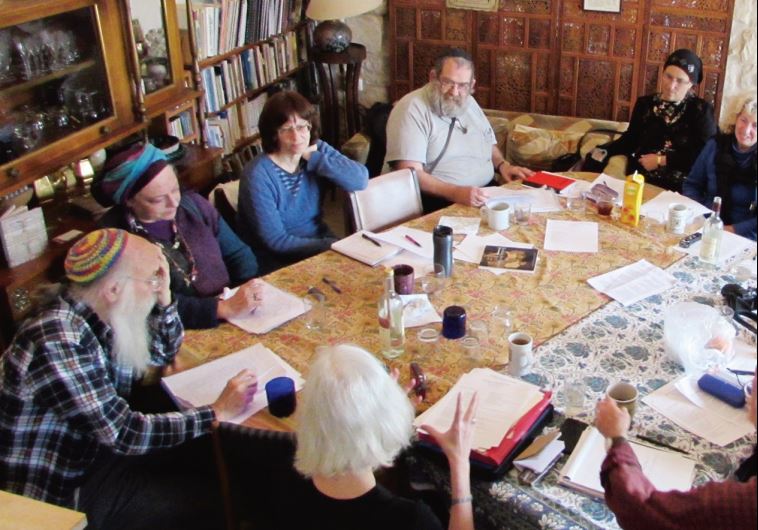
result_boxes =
[266,376,296,418]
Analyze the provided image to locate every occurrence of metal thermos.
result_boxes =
[433,225,453,277]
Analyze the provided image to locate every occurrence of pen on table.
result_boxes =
[636,435,690,455]
[404,234,422,248]
[362,233,382,247]
[322,277,342,294]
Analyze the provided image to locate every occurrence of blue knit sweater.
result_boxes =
[238,140,368,272]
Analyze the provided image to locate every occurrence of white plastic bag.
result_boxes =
[663,302,736,374]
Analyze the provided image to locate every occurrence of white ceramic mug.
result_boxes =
[481,200,511,230]
[668,203,690,234]
[507,332,533,376]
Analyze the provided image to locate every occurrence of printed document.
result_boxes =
[587,259,677,306]
[643,376,754,447]
[162,343,304,424]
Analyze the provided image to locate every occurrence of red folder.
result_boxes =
[523,171,576,192]
[418,391,553,467]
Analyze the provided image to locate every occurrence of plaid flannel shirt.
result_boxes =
[0,292,215,507]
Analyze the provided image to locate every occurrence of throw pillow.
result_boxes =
[506,124,585,171]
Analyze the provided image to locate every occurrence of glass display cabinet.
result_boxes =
[0,0,134,194]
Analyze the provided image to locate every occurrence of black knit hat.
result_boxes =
[664,49,703,85]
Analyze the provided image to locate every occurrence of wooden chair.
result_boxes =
[346,168,423,234]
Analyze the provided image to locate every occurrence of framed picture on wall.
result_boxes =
[583,0,621,13]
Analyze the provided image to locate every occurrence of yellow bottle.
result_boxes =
[620,171,645,227]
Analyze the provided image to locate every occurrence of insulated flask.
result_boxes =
[433,225,453,277]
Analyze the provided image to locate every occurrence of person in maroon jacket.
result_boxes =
[595,373,757,530]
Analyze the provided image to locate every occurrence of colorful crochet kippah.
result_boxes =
[65,229,128,284]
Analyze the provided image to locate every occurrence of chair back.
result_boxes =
[347,168,423,233]
[210,180,240,233]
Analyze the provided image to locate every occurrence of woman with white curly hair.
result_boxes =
[684,93,757,240]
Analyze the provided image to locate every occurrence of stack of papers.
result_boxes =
[587,259,677,306]
[331,230,402,266]
[560,426,695,498]
[438,216,481,236]
[643,371,755,447]
[483,187,563,213]
[675,229,756,266]
[162,343,305,424]
[414,368,543,452]
[544,220,598,253]
[640,190,712,222]
[223,281,309,334]
[374,226,434,259]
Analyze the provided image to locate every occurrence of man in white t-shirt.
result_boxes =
[385,48,533,212]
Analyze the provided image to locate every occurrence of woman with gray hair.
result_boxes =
[684,93,757,240]
[250,344,478,530]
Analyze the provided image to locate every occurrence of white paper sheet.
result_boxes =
[643,377,754,447]
[640,190,713,222]
[544,220,599,253]
[482,187,562,212]
[374,226,434,259]
[437,216,481,236]
[728,339,758,373]
[587,259,677,306]
[162,343,304,424]
[331,230,403,266]
[223,281,309,334]
[382,251,435,276]
[454,232,520,264]
[414,368,543,451]
[399,294,442,327]
[675,229,756,267]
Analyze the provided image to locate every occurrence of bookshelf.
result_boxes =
[186,0,309,157]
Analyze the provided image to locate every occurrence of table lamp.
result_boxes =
[306,0,382,53]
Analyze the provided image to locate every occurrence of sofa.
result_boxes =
[341,109,630,179]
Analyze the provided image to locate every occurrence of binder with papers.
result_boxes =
[559,426,695,498]
[414,369,553,479]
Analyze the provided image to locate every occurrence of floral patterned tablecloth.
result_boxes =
[415,252,757,530]
[180,185,757,528]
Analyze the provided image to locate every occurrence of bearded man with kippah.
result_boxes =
[0,229,258,530]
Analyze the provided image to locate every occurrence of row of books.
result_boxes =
[191,0,304,59]
[168,110,195,140]
[200,32,299,113]
[206,93,268,155]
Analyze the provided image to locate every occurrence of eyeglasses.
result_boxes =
[662,71,692,87]
[125,275,163,290]
[437,77,472,93]
[278,122,312,135]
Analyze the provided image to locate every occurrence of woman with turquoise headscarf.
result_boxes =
[92,142,261,329]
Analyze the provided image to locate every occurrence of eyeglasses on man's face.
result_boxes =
[125,274,163,290]
[662,70,692,88]
[278,122,312,135]
[437,77,472,94]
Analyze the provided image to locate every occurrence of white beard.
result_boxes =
[108,286,156,376]
[426,82,467,118]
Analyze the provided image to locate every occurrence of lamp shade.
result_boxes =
[306,0,382,21]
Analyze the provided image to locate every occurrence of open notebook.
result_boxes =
[559,426,695,498]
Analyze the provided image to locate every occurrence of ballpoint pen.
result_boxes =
[404,234,422,248]
[361,233,382,247]
[322,277,342,294]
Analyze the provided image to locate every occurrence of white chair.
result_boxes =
[347,168,423,234]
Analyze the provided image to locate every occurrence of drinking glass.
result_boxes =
[421,263,446,298]
[490,306,512,366]
[514,203,531,225]
[303,288,326,331]
[461,336,482,365]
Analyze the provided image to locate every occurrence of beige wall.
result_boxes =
[349,1,757,121]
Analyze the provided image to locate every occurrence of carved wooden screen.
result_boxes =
[388,0,734,121]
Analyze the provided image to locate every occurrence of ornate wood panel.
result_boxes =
[389,0,734,121]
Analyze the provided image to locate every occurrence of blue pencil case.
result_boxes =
[697,373,746,408]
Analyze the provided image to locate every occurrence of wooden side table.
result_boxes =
[311,44,367,147]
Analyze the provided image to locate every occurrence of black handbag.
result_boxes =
[550,128,622,172]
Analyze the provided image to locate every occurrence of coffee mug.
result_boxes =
[481,200,511,231]
[607,381,638,420]
[393,264,415,295]
[668,203,690,234]
[507,332,533,376]
[266,376,297,418]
